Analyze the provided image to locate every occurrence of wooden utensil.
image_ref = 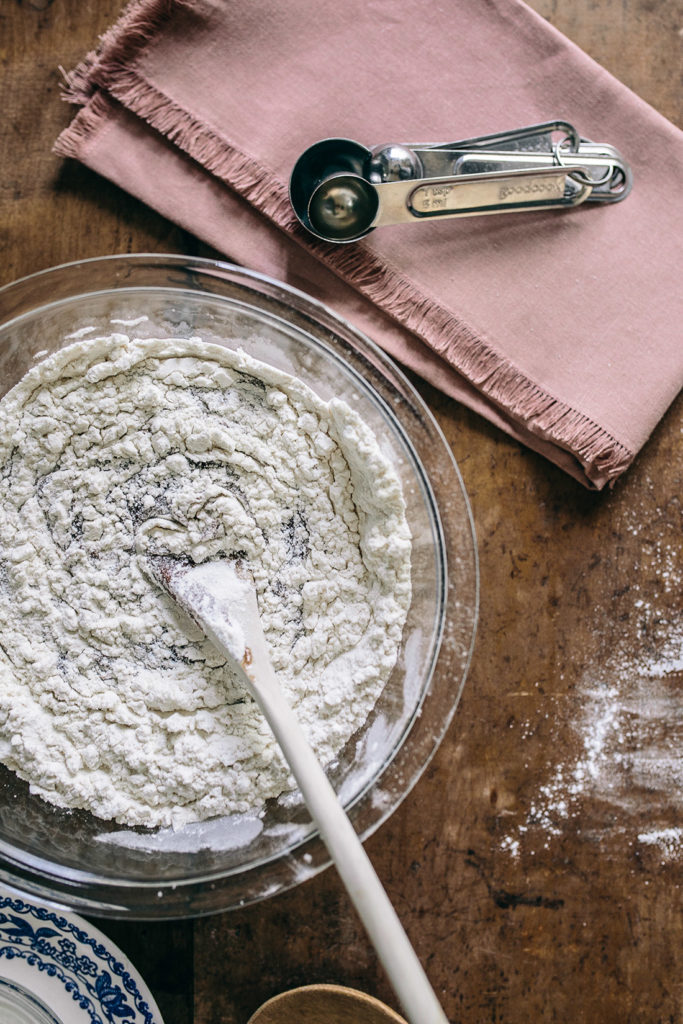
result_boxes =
[247,983,408,1023]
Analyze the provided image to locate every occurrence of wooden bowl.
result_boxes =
[247,984,408,1023]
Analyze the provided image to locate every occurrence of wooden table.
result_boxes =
[2,2,681,1021]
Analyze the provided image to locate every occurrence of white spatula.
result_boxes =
[148,555,449,1024]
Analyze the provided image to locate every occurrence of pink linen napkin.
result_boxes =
[55,0,683,489]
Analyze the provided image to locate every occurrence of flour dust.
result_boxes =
[500,502,682,864]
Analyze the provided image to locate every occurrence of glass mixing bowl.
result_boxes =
[0,254,478,918]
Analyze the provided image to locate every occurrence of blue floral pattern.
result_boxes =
[0,892,161,1023]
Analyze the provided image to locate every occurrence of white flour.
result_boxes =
[499,494,682,863]
[0,330,411,828]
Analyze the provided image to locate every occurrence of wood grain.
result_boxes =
[1,2,681,1023]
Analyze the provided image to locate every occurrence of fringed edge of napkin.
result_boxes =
[54,0,635,487]
[60,0,190,106]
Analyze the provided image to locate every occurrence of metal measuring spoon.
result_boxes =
[290,120,632,243]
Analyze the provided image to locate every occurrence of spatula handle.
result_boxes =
[253,672,450,1024]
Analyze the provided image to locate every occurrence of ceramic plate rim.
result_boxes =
[0,884,165,1024]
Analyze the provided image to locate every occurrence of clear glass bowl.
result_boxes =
[0,255,478,918]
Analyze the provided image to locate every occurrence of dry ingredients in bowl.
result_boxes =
[0,328,411,828]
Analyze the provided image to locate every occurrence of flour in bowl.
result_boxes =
[0,330,411,828]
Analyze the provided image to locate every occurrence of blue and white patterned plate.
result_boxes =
[0,885,165,1024]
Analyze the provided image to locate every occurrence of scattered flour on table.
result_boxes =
[0,330,411,828]
[501,510,682,863]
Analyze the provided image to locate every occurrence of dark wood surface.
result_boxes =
[2,2,682,1022]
